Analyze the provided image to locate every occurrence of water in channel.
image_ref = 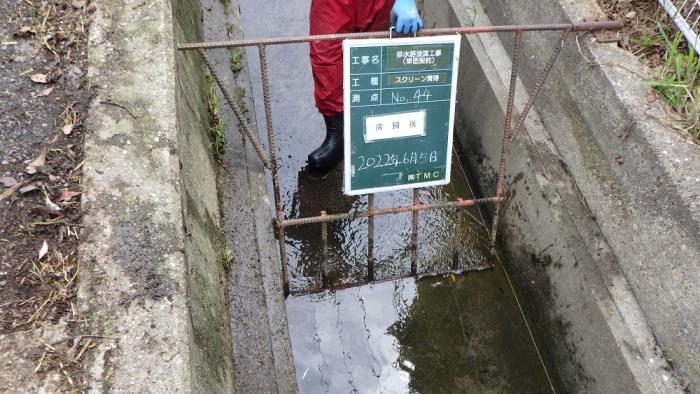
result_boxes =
[235,0,554,391]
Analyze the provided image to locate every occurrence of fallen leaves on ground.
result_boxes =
[30,73,49,84]
[44,195,61,212]
[61,102,77,135]
[54,191,81,202]
[19,184,39,194]
[0,182,25,201]
[26,145,48,174]
[30,205,61,216]
[36,87,54,97]
[0,176,18,187]
[62,122,74,135]
[647,90,657,103]
[38,240,49,260]
[15,26,37,36]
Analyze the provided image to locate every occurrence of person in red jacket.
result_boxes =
[307,0,423,171]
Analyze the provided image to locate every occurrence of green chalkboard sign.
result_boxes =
[342,35,461,195]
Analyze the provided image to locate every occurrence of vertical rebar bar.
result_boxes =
[410,189,420,276]
[258,44,289,296]
[489,29,571,265]
[321,211,329,289]
[510,29,571,140]
[197,49,271,168]
[453,204,462,270]
[367,194,375,282]
[489,30,522,264]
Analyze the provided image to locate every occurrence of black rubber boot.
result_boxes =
[308,112,344,171]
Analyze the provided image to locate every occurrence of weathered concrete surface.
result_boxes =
[78,0,234,391]
[424,0,686,392]
[202,0,298,392]
[0,320,66,392]
[477,0,700,389]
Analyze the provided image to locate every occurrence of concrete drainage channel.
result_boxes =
[78,0,697,392]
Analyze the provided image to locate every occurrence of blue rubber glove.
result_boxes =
[391,0,423,35]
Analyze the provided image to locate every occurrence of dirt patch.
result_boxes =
[598,0,700,141]
[0,0,92,390]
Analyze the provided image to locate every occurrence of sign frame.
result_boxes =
[342,34,461,196]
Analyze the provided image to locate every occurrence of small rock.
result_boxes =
[625,11,637,19]
[72,0,85,9]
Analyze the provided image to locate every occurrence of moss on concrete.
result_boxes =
[174,0,235,390]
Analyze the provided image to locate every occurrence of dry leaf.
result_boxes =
[17,26,36,35]
[62,122,74,135]
[37,87,54,97]
[26,145,48,174]
[646,91,657,103]
[38,240,49,260]
[45,195,61,212]
[0,182,24,201]
[30,73,49,84]
[55,191,81,202]
[615,155,625,165]
[30,205,61,216]
[0,176,18,187]
[19,184,39,194]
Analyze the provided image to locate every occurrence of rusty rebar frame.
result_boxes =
[181,21,622,297]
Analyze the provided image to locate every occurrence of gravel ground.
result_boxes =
[0,0,92,390]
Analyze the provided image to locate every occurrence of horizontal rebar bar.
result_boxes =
[179,21,622,50]
[288,265,493,296]
[279,197,503,228]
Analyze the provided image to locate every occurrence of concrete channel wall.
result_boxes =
[480,1,700,390]
[79,0,234,391]
[423,0,688,392]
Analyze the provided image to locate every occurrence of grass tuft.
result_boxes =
[221,248,234,271]
[206,76,226,158]
[230,48,243,73]
[600,0,700,140]
[643,23,700,138]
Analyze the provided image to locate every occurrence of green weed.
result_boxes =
[206,76,226,158]
[235,86,248,114]
[644,23,700,138]
[230,48,243,73]
[221,248,234,271]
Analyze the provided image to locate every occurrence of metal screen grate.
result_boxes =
[179,20,622,296]
[659,0,700,53]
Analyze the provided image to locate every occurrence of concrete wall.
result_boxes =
[480,0,700,390]
[173,0,236,391]
[200,0,298,391]
[79,0,234,391]
[483,1,700,390]
[423,1,685,392]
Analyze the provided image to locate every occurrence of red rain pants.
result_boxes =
[310,0,395,116]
